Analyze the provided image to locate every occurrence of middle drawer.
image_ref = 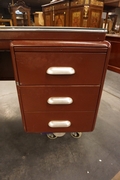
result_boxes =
[19,86,100,112]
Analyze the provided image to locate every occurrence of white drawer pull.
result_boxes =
[46,67,75,75]
[48,121,71,128]
[47,97,73,104]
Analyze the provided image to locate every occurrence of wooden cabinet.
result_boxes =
[43,1,69,26]
[10,28,110,134]
[69,5,83,27]
[106,34,120,74]
[8,0,31,26]
[43,8,53,26]
[54,9,68,26]
[42,0,104,28]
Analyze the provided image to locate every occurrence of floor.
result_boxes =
[0,70,120,180]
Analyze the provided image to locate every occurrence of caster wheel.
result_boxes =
[71,132,82,138]
[47,133,57,139]
[53,132,65,137]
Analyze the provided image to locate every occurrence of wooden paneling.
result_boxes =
[42,0,104,28]
[106,35,120,74]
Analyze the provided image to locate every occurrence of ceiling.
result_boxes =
[0,0,50,8]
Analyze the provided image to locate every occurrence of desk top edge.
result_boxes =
[0,27,107,33]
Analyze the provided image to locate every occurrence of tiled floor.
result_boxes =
[0,70,120,180]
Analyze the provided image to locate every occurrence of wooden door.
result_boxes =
[54,10,68,26]
[44,11,53,26]
[70,7,83,27]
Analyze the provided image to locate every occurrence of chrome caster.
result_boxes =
[47,132,66,139]
[53,132,65,137]
[71,132,82,138]
[47,133,57,139]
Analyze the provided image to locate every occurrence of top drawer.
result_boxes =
[14,52,106,85]
[11,40,109,85]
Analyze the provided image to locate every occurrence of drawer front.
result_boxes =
[19,86,99,112]
[15,52,106,85]
[24,111,95,132]
[54,3,69,10]
[70,0,84,7]
[43,6,52,12]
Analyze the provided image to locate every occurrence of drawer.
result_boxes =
[19,86,99,112]
[70,0,84,7]
[54,3,69,10]
[43,6,52,12]
[15,52,106,85]
[24,111,95,132]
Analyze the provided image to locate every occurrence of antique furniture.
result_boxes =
[7,27,111,135]
[8,0,31,26]
[0,19,13,26]
[42,0,104,27]
[106,34,120,74]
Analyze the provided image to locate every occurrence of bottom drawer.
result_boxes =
[23,111,96,133]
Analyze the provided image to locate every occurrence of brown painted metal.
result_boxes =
[24,112,95,133]
[0,28,107,80]
[14,49,106,85]
[9,29,111,133]
[19,86,100,112]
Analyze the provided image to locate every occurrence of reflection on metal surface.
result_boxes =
[0,26,107,33]
[47,97,73,104]
[46,67,75,75]
[48,121,71,128]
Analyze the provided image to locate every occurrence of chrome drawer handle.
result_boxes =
[47,97,73,104]
[48,121,71,128]
[46,67,75,75]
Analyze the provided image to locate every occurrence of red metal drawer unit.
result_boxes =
[10,27,111,139]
